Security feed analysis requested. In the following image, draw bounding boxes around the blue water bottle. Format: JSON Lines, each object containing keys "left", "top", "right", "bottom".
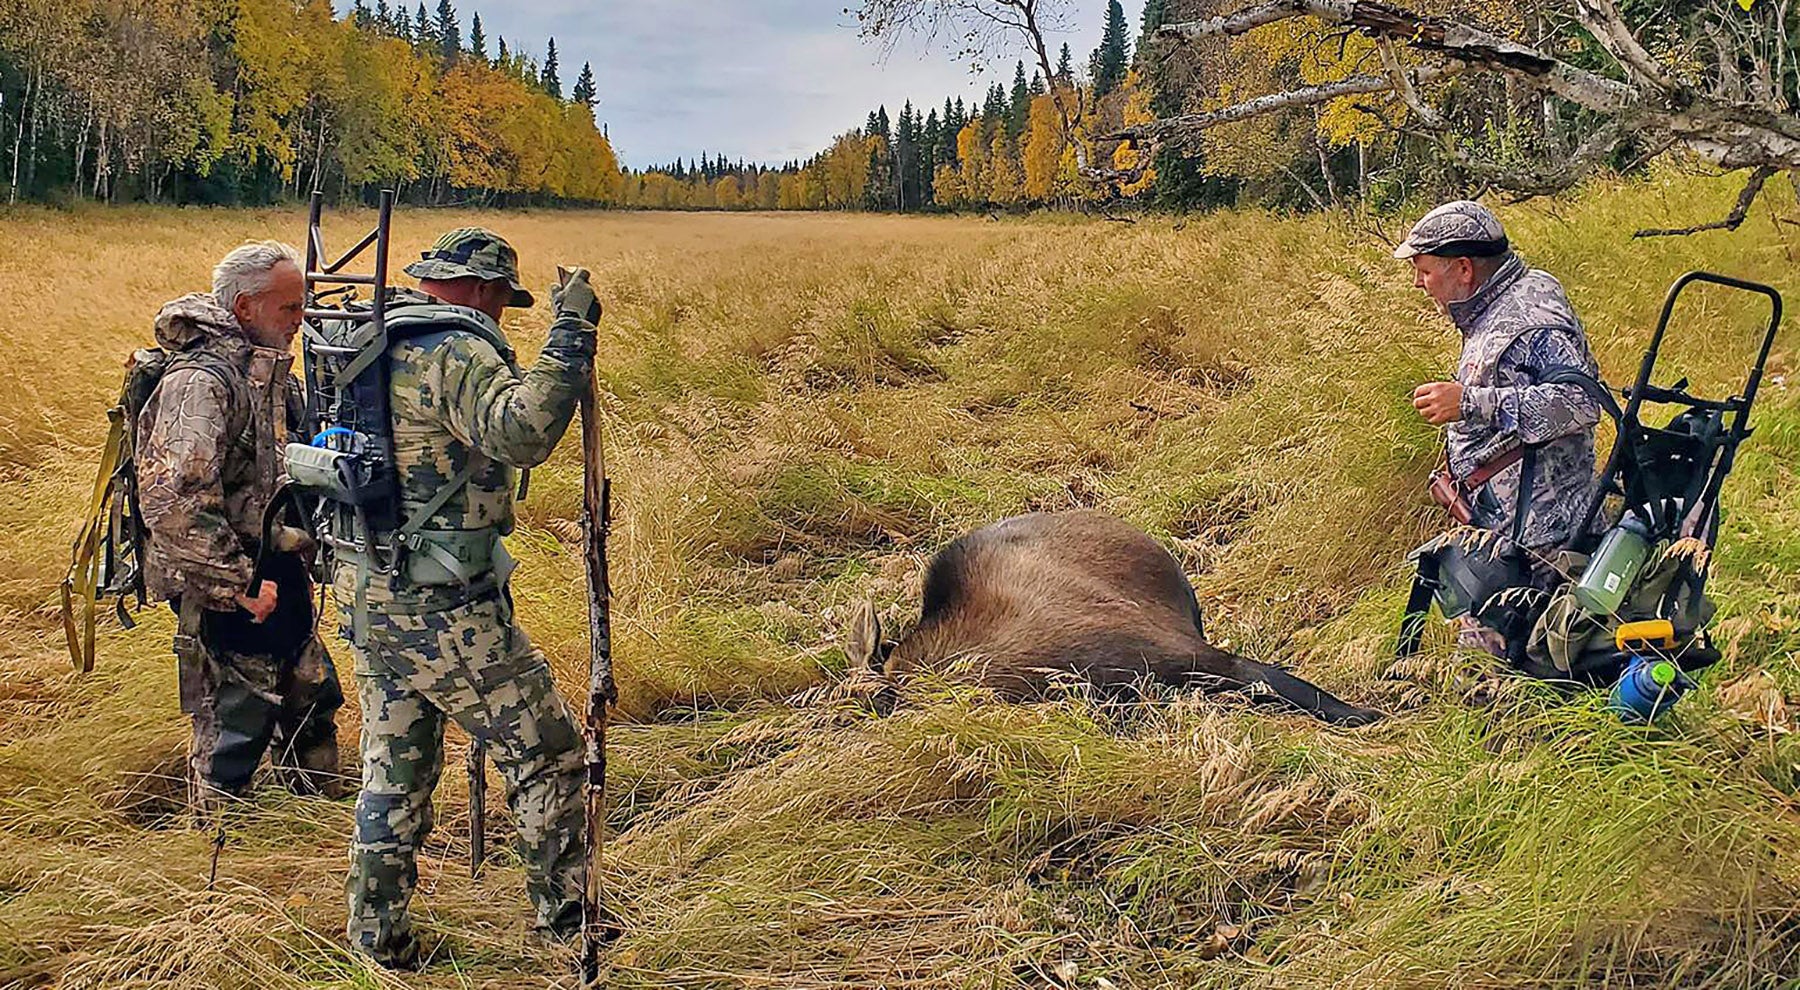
{"left": 1608, "top": 655, "right": 1692, "bottom": 723}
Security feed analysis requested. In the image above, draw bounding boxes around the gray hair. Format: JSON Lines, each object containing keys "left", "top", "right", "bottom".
{"left": 212, "top": 240, "right": 302, "bottom": 314}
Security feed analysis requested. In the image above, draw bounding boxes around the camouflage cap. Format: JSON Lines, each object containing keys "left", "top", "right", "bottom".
{"left": 1393, "top": 200, "right": 1510, "bottom": 260}
{"left": 403, "top": 227, "right": 535, "bottom": 307}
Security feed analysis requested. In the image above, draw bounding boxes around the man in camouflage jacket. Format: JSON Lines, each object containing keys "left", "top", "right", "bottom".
{"left": 1400, "top": 201, "right": 1603, "bottom": 649}
{"left": 135, "top": 242, "right": 343, "bottom": 812}
{"left": 337, "top": 228, "right": 600, "bottom": 970}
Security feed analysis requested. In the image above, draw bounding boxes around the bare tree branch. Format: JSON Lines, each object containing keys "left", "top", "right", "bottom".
{"left": 1570, "top": 0, "right": 1684, "bottom": 96}
{"left": 1107, "top": 65, "right": 1459, "bottom": 142}
{"left": 1633, "top": 166, "right": 1777, "bottom": 237}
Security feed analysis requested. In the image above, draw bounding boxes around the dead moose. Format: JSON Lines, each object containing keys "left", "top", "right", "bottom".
{"left": 846, "top": 511, "right": 1381, "bottom": 727}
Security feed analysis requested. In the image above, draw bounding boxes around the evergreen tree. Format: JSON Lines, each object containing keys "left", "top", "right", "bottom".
{"left": 497, "top": 35, "right": 509, "bottom": 67}
{"left": 375, "top": 0, "right": 392, "bottom": 35}
{"left": 542, "top": 38, "right": 562, "bottom": 98}
{"left": 897, "top": 101, "right": 919, "bottom": 210}
{"left": 1055, "top": 43, "right": 1073, "bottom": 84}
{"left": 939, "top": 97, "right": 960, "bottom": 168}
{"left": 1138, "top": 0, "right": 1167, "bottom": 62}
{"left": 395, "top": 4, "right": 412, "bottom": 42}
{"left": 468, "top": 12, "right": 486, "bottom": 62}
{"left": 353, "top": 0, "right": 372, "bottom": 31}
{"left": 1030, "top": 71, "right": 1045, "bottom": 96}
{"left": 414, "top": 3, "right": 431, "bottom": 51}
{"left": 435, "top": 0, "right": 459, "bottom": 63}
{"left": 876, "top": 105, "right": 891, "bottom": 140}
{"left": 920, "top": 109, "right": 940, "bottom": 206}
{"left": 1008, "top": 60, "right": 1030, "bottom": 138}
{"left": 1090, "top": 0, "right": 1129, "bottom": 97}
{"left": 572, "top": 61, "right": 597, "bottom": 108}
{"left": 982, "top": 83, "right": 1006, "bottom": 127}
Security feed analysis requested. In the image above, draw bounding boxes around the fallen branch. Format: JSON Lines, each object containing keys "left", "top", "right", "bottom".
{"left": 1634, "top": 165, "right": 1778, "bottom": 238}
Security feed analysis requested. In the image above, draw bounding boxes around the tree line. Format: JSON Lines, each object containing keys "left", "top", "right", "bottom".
{"left": 0, "top": 0, "right": 620, "bottom": 206}
{"left": 616, "top": 2, "right": 1159, "bottom": 213}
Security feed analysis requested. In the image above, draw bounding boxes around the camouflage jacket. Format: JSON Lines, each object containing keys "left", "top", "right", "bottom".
{"left": 1446, "top": 254, "right": 1602, "bottom": 550}
{"left": 332, "top": 290, "right": 594, "bottom": 613}
{"left": 136, "top": 293, "right": 301, "bottom": 610}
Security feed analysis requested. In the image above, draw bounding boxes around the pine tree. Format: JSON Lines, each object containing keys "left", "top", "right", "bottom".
{"left": 1139, "top": 0, "right": 1167, "bottom": 61}
{"left": 1008, "top": 60, "right": 1030, "bottom": 138}
{"left": 468, "top": 12, "right": 486, "bottom": 62}
{"left": 1055, "top": 43, "right": 1073, "bottom": 84}
{"left": 497, "top": 35, "right": 509, "bottom": 67}
{"left": 352, "top": 0, "right": 372, "bottom": 31}
{"left": 435, "top": 0, "right": 459, "bottom": 63}
{"left": 938, "top": 98, "right": 959, "bottom": 168}
{"left": 1030, "top": 71, "right": 1045, "bottom": 96}
{"left": 395, "top": 4, "right": 412, "bottom": 42}
{"left": 375, "top": 0, "right": 392, "bottom": 34}
{"left": 414, "top": 3, "right": 431, "bottom": 51}
{"left": 572, "top": 62, "right": 597, "bottom": 108}
{"left": 1091, "top": 0, "right": 1129, "bottom": 97}
{"left": 986, "top": 82, "right": 1015, "bottom": 141}
{"left": 542, "top": 38, "right": 563, "bottom": 98}
{"left": 897, "top": 101, "right": 919, "bottom": 210}
{"left": 876, "top": 105, "right": 891, "bottom": 140}
{"left": 918, "top": 109, "right": 939, "bottom": 207}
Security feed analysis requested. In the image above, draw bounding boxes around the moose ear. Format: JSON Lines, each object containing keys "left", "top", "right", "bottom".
{"left": 846, "top": 599, "right": 883, "bottom": 672}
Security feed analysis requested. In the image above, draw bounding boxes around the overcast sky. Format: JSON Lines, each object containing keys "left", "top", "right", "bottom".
{"left": 452, "top": 0, "right": 1142, "bottom": 169}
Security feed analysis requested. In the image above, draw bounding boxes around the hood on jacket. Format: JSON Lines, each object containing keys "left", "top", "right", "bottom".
{"left": 154, "top": 292, "right": 246, "bottom": 351}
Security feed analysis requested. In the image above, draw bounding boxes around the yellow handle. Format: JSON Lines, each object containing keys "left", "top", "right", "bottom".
{"left": 1615, "top": 619, "right": 1676, "bottom": 651}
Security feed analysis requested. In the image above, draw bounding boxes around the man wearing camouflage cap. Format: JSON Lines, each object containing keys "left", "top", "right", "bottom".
{"left": 340, "top": 227, "right": 603, "bottom": 969}
{"left": 1399, "top": 200, "right": 1603, "bottom": 653}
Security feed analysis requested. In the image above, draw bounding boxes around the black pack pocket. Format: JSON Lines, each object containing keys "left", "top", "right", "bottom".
{"left": 203, "top": 552, "right": 315, "bottom": 661}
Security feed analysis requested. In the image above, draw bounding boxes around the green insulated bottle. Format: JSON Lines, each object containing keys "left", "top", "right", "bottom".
{"left": 1573, "top": 511, "right": 1653, "bottom": 618}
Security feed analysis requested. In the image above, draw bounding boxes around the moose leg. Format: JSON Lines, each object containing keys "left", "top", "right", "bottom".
{"left": 1160, "top": 647, "right": 1382, "bottom": 727}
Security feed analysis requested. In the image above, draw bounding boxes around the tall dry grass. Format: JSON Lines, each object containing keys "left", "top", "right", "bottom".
{"left": 1, "top": 172, "right": 1798, "bottom": 988}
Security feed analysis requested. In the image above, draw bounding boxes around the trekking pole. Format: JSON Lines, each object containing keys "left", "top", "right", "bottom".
{"left": 567, "top": 267, "right": 618, "bottom": 985}
{"left": 468, "top": 739, "right": 486, "bottom": 876}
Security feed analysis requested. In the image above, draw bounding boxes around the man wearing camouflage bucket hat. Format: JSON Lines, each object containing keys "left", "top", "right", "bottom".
{"left": 340, "top": 226, "right": 603, "bottom": 969}
{"left": 1398, "top": 200, "right": 1603, "bottom": 655}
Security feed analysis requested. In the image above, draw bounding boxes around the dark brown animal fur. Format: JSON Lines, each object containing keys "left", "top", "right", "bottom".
{"left": 847, "top": 511, "right": 1380, "bottom": 726}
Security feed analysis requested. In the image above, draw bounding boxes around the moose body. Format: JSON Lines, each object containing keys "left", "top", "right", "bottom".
{"left": 848, "top": 512, "right": 1379, "bottom": 726}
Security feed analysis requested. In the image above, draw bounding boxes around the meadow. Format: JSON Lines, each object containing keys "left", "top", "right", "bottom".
{"left": 1, "top": 173, "right": 1798, "bottom": 988}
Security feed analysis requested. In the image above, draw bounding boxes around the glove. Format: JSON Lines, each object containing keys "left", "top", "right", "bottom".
{"left": 551, "top": 267, "right": 602, "bottom": 326}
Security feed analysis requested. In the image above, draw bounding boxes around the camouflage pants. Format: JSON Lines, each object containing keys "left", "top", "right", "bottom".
{"left": 187, "top": 634, "right": 344, "bottom": 810}
{"left": 344, "top": 595, "right": 585, "bottom": 968}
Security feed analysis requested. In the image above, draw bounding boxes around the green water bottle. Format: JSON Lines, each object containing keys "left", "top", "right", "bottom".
{"left": 1573, "top": 510, "right": 1652, "bottom": 618}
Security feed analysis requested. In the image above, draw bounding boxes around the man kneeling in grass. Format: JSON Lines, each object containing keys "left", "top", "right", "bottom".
{"left": 1400, "top": 201, "right": 1602, "bottom": 655}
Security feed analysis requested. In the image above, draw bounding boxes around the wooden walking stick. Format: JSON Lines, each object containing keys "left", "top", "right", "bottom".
{"left": 468, "top": 739, "right": 486, "bottom": 876}
{"left": 565, "top": 267, "right": 618, "bottom": 985}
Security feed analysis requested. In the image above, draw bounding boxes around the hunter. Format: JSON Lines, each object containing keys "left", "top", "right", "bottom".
{"left": 339, "top": 228, "right": 600, "bottom": 970}
{"left": 135, "top": 241, "right": 344, "bottom": 812}
{"left": 1400, "top": 200, "right": 1603, "bottom": 653}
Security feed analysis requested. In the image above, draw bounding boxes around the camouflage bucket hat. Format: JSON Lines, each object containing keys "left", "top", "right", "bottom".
{"left": 403, "top": 227, "right": 535, "bottom": 307}
{"left": 1393, "top": 200, "right": 1510, "bottom": 260}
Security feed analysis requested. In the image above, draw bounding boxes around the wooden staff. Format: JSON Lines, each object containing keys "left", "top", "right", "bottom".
{"left": 563, "top": 267, "right": 616, "bottom": 985}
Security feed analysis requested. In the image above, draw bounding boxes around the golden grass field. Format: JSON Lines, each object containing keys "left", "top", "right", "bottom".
{"left": 1, "top": 173, "right": 1799, "bottom": 988}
